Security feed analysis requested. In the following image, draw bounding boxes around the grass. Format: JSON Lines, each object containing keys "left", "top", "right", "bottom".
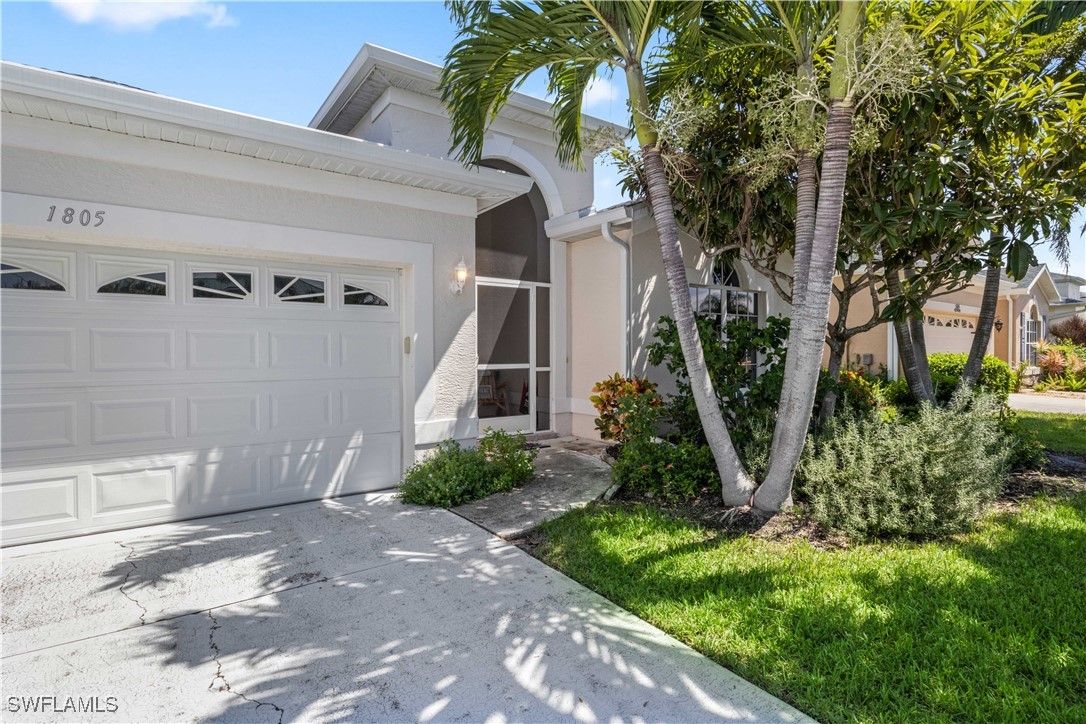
{"left": 1014, "top": 411, "right": 1086, "bottom": 455}
{"left": 533, "top": 495, "right": 1086, "bottom": 723}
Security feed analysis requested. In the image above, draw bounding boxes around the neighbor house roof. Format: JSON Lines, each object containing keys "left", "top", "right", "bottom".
{"left": 1, "top": 61, "right": 532, "bottom": 213}
{"left": 309, "top": 44, "right": 628, "bottom": 140}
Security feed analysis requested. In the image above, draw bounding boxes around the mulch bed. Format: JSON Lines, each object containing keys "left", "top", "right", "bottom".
{"left": 512, "top": 452, "right": 1086, "bottom": 554}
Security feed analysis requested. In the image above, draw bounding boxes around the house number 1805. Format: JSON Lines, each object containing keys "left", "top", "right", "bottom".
{"left": 46, "top": 205, "right": 106, "bottom": 227}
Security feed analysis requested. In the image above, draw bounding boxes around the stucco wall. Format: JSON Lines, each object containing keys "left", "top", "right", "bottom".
{"left": 628, "top": 215, "right": 793, "bottom": 401}
{"left": 568, "top": 236, "right": 624, "bottom": 438}
{"left": 1, "top": 128, "right": 479, "bottom": 445}
{"left": 822, "top": 285, "right": 892, "bottom": 373}
{"left": 349, "top": 99, "right": 595, "bottom": 216}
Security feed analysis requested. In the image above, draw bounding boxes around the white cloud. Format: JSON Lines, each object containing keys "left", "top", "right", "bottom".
{"left": 51, "top": 1, "right": 236, "bottom": 31}
{"left": 582, "top": 76, "right": 622, "bottom": 111}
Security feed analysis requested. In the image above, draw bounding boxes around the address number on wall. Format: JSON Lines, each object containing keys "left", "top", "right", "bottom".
{"left": 46, "top": 205, "right": 106, "bottom": 227}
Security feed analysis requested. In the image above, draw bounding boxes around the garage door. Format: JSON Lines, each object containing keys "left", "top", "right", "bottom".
{"left": 1, "top": 242, "right": 403, "bottom": 545}
{"left": 923, "top": 314, "right": 980, "bottom": 355}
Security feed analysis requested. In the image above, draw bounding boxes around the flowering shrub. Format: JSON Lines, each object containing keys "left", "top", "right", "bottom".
{"left": 590, "top": 373, "right": 663, "bottom": 443}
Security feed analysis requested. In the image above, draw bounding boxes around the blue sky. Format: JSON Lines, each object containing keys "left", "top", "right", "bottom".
{"left": 2, "top": 0, "right": 1082, "bottom": 277}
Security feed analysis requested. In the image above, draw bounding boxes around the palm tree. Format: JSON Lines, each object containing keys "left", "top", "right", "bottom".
{"left": 753, "top": 0, "right": 866, "bottom": 510}
{"left": 438, "top": 0, "right": 756, "bottom": 505}
{"left": 441, "top": 0, "right": 869, "bottom": 512}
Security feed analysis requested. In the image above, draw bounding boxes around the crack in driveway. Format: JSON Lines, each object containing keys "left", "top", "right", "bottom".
{"left": 207, "top": 609, "right": 285, "bottom": 724}
{"left": 116, "top": 542, "right": 148, "bottom": 625}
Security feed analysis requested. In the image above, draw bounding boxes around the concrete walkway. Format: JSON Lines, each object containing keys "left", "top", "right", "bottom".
{"left": 1, "top": 493, "right": 812, "bottom": 723}
{"left": 452, "top": 442, "right": 613, "bottom": 538}
{"left": 1009, "top": 392, "right": 1086, "bottom": 414}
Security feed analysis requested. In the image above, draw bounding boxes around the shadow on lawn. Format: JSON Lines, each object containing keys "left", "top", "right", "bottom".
{"left": 535, "top": 496, "right": 1086, "bottom": 723}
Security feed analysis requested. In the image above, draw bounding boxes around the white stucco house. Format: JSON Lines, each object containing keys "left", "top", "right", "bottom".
{"left": 5, "top": 44, "right": 770, "bottom": 545}
{"left": 7, "top": 43, "right": 1066, "bottom": 546}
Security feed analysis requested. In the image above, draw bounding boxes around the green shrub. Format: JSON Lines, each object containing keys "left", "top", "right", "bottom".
{"left": 608, "top": 395, "right": 718, "bottom": 502}
{"left": 799, "top": 392, "right": 1009, "bottom": 541}
{"left": 927, "top": 352, "right": 1015, "bottom": 403}
{"left": 613, "top": 438, "right": 718, "bottom": 502}
{"left": 589, "top": 373, "right": 662, "bottom": 443}
{"left": 646, "top": 314, "right": 790, "bottom": 448}
{"left": 1000, "top": 414, "right": 1048, "bottom": 470}
{"left": 478, "top": 428, "right": 538, "bottom": 488}
{"left": 399, "top": 429, "right": 537, "bottom": 507}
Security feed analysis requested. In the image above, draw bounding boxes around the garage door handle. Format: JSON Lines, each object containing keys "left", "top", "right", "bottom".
{"left": 404, "top": 337, "right": 411, "bottom": 354}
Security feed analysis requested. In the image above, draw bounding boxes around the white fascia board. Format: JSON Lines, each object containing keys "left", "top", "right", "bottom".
{"left": 1026, "top": 265, "right": 1062, "bottom": 303}
{"left": 2, "top": 113, "right": 478, "bottom": 218}
{"left": 545, "top": 203, "right": 633, "bottom": 241}
{"left": 310, "top": 43, "right": 628, "bottom": 136}
{"left": 1, "top": 62, "right": 532, "bottom": 207}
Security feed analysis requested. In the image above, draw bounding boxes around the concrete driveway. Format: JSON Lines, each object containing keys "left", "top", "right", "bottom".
{"left": 1, "top": 495, "right": 811, "bottom": 723}
{"left": 1009, "top": 392, "right": 1086, "bottom": 414}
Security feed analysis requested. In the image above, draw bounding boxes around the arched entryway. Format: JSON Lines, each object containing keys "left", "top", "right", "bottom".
{"left": 475, "top": 160, "right": 552, "bottom": 433}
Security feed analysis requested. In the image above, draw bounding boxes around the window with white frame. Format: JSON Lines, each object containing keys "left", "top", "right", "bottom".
{"left": 689, "top": 257, "right": 760, "bottom": 380}
{"left": 1021, "top": 308, "right": 1039, "bottom": 366}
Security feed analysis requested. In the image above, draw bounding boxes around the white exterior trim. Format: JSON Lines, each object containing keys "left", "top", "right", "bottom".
{"left": 1, "top": 61, "right": 532, "bottom": 214}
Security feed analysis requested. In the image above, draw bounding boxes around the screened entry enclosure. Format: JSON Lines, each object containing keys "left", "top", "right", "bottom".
{"left": 476, "top": 161, "right": 551, "bottom": 433}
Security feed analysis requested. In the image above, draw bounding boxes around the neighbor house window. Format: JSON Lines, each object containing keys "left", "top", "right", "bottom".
{"left": 689, "top": 257, "right": 760, "bottom": 380}
{"left": 1021, "top": 309, "right": 1039, "bottom": 366}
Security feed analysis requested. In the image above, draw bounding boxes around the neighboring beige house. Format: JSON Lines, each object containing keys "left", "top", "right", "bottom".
{"left": 824, "top": 264, "right": 1070, "bottom": 375}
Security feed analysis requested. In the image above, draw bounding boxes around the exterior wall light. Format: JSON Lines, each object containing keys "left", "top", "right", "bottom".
{"left": 994, "top": 317, "right": 1004, "bottom": 332}
{"left": 451, "top": 257, "right": 469, "bottom": 295}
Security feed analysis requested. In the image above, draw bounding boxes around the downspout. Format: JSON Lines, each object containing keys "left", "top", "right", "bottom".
{"left": 602, "top": 220, "right": 632, "bottom": 377}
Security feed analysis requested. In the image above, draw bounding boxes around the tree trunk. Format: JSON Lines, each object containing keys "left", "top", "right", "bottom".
{"left": 885, "top": 271, "right": 935, "bottom": 404}
{"left": 817, "top": 337, "right": 846, "bottom": 428}
{"left": 641, "top": 147, "right": 757, "bottom": 504}
{"left": 754, "top": 99, "right": 856, "bottom": 513}
{"left": 959, "top": 253, "right": 1002, "bottom": 390}
{"left": 791, "top": 152, "right": 818, "bottom": 307}
{"left": 903, "top": 268, "right": 934, "bottom": 398}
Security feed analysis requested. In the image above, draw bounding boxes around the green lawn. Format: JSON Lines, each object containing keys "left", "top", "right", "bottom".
{"left": 533, "top": 496, "right": 1086, "bottom": 723}
{"left": 1015, "top": 411, "right": 1086, "bottom": 455}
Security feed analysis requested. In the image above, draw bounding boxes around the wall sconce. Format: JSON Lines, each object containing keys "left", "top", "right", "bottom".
{"left": 994, "top": 318, "right": 1004, "bottom": 332}
{"left": 450, "top": 257, "right": 468, "bottom": 295}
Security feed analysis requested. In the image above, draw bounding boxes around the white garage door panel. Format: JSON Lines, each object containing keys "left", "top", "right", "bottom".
{"left": 1, "top": 242, "right": 404, "bottom": 545}
{"left": 1, "top": 378, "right": 401, "bottom": 466}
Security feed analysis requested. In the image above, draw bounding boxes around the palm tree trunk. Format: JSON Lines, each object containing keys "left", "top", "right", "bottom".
{"left": 641, "top": 147, "right": 756, "bottom": 504}
{"left": 791, "top": 152, "right": 818, "bottom": 307}
{"left": 959, "top": 253, "right": 1002, "bottom": 389}
{"left": 754, "top": 99, "right": 856, "bottom": 512}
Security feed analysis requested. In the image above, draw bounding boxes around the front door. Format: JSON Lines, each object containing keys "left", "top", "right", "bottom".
{"left": 477, "top": 278, "right": 550, "bottom": 433}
